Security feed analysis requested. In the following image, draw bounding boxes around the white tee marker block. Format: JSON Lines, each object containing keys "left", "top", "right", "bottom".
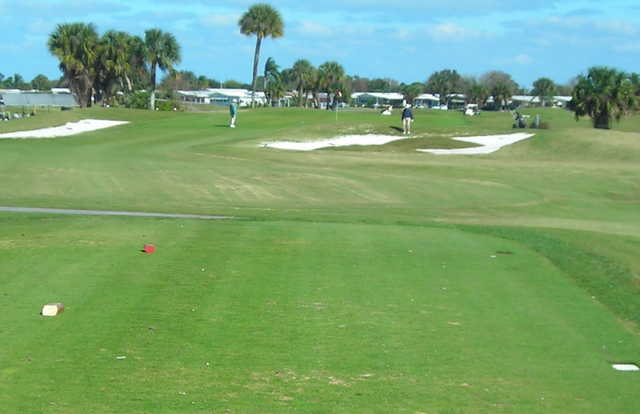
{"left": 42, "top": 303, "right": 65, "bottom": 316}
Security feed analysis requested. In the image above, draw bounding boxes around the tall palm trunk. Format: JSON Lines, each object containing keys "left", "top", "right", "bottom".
{"left": 251, "top": 35, "right": 263, "bottom": 107}
{"left": 594, "top": 111, "right": 610, "bottom": 129}
{"left": 298, "top": 83, "right": 304, "bottom": 107}
{"left": 124, "top": 75, "right": 132, "bottom": 92}
{"left": 149, "top": 61, "right": 157, "bottom": 110}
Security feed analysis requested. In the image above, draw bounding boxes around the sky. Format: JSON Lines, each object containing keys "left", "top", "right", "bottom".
{"left": 1, "top": 0, "right": 639, "bottom": 89}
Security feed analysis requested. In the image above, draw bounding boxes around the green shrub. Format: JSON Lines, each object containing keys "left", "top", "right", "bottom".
{"left": 155, "top": 99, "right": 184, "bottom": 112}
{"left": 122, "top": 91, "right": 150, "bottom": 109}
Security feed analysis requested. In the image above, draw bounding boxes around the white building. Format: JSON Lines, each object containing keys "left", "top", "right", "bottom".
{"left": 351, "top": 92, "right": 405, "bottom": 108}
{"left": 51, "top": 88, "right": 72, "bottom": 94}
{"left": 511, "top": 95, "right": 572, "bottom": 107}
{"left": 414, "top": 93, "right": 440, "bottom": 108}
{"left": 177, "top": 89, "right": 267, "bottom": 107}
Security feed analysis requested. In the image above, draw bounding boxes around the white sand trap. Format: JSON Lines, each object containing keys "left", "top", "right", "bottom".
{"left": 0, "top": 119, "right": 129, "bottom": 139}
{"left": 417, "top": 132, "right": 534, "bottom": 155}
{"left": 612, "top": 364, "right": 640, "bottom": 371}
{"left": 262, "top": 134, "right": 407, "bottom": 151}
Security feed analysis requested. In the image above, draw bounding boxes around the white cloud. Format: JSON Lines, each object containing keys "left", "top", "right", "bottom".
{"left": 297, "top": 20, "right": 334, "bottom": 37}
{"left": 432, "top": 23, "right": 469, "bottom": 38}
{"left": 392, "top": 28, "right": 411, "bottom": 40}
{"left": 514, "top": 54, "right": 533, "bottom": 64}
{"left": 614, "top": 43, "right": 640, "bottom": 53}
{"left": 594, "top": 20, "right": 639, "bottom": 36}
{"left": 428, "top": 22, "right": 492, "bottom": 41}
{"left": 498, "top": 53, "right": 534, "bottom": 65}
{"left": 26, "top": 18, "right": 52, "bottom": 34}
{"left": 544, "top": 16, "right": 640, "bottom": 36}
{"left": 200, "top": 13, "right": 240, "bottom": 28}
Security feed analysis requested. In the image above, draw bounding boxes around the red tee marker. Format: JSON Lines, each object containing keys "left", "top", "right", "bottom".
{"left": 143, "top": 244, "right": 156, "bottom": 254}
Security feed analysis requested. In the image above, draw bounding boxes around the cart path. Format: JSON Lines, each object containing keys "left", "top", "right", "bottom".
{"left": 0, "top": 206, "right": 233, "bottom": 220}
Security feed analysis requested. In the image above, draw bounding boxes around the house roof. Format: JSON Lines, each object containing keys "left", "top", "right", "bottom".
{"left": 206, "top": 88, "right": 266, "bottom": 98}
{"left": 512, "top": 95, "right": 541, "bottom": 103}
{"left": 415, "top": 93, "right": 440, "bottom": 101}
{"left": 351, "top": 92, "right": 405, "bottom": 100}
{"left": 0, "top": 92, "right": 78, "bottom": 107}
{"left": 178, "top": 89, "right": 267, "bottom": 99}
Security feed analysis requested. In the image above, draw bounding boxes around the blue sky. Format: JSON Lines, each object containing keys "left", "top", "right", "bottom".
{"left": 1, "top": 0, "right": 639, "bottom": 88}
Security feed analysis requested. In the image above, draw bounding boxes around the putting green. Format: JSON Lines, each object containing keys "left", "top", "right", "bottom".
{"left": 1, "top": 215, "right": 638, "bottom": 413}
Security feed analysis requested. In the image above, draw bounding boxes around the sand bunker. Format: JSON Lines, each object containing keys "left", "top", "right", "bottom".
{"left": 262, "top": 134, "right": 407, "bottom": 151}
{"left": 0, "top": 119, "right": 129, "bottom": 139}
{"left": 417, "top": 133, "right": 534, "bottom": 155}
{"left": 262, "top": 132, "right": 534, "bottom": 154}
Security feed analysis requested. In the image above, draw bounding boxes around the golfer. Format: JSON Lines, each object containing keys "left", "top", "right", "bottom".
{"left": 229, "top": 99, "right": 238, "bottom": 128}
{"left": 401, "top": 104, "right": 414, "bottom": 135}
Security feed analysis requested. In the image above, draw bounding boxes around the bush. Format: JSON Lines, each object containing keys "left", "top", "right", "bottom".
{"left": 155, "top": 99, "right": 184, "bottom": 112}
{"left": 539, "top": 121, "right": 550, "bottom": 129}
{"left": 123, "top": 91, "right": 150, "bottom": 109}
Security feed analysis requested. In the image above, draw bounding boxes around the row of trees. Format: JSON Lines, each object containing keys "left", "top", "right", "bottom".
{"left": 47, "top": 23, "right": 180, "bottom": 109}
{"left": 424, "top": 69, "right": 576, "bottom": 110}
{"left": 0, "top": 73, "right": 61, "bottom": 90}
{"left": 37, "top": 2, "right": 640, "bottom": 129}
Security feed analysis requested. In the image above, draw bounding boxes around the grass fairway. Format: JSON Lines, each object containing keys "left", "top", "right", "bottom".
{"left": 1, "top": 107, "right": 640, "bottom": 413}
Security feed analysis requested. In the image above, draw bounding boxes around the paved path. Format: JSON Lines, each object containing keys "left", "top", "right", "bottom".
{"left": 0, "top": 206, "right": 233, "bottom": 220}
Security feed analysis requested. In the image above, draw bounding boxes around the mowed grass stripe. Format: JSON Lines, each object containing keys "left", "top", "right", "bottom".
{"left": 1, "top": 217, "right": 639, "bottom": 412}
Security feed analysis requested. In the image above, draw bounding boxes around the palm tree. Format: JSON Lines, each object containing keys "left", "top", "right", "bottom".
{"left": 426, "top": 69, "right": 462, "bottom": 107}
{"left": 125, "top": 35, "right": 148, "bottom": 92}
{"left": 402, "top": 82, "right": 424, "bottom": 105}
{"left": 47, "top": 23, "right": 99, "bottom": 108}
{"left": 630, "top": 72, "right": 640, "bottom": 96}
{"left": 572, "top": 66, "right": 637, "bottom": 129}
{"left": 292, "top": 59, "right": 314, "bottom": 107}
{"left": 144, "top": 28, "right": 181, "bottom": 110}
{"left": 531, "top": 77, "right": 557, "bottom": 107}
{"left": 96, "top": 30, "right": 135, "bottom": 104}
{"left": 480, "top": 71, "right": 518, "bottom": 111}
{"left": 265, "top": 77, "right": 285, "bottom": 106}
{"left": 263, "top": 57, "right": 279, "bottom": 92}
{"left": 238, "top": 4, "right": 284, "bottom": 106}
{"left": 466, "top": 83, "right": 489, "bottom": 108}
{"left": 263, "top": 58, "right": 281, "bottom": 106}
{"left": 318, "top": 61, "right": 345, "bottom": 110}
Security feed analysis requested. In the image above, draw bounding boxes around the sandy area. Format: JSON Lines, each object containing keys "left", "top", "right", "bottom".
{"left": 262, "top": 132, "right": 534, "bottom": 154}
{"left": 417, "top": 133, "right": 534, "bottom": 155}
{"left": 0, "top": 119, "right": 129, "bottom": 139}
{"left": 262, "top": 134, "right": 407, "bottom": 151}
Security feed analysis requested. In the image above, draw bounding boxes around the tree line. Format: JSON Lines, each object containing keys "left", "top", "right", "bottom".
{"left": 46, "top": 22, "right": 180, "bottom": 109}
{"left": 16, "top": 2, "right": 637, "bottom": 128}
{"left": 0, "top": 73, "right": 61, "bottom": 90}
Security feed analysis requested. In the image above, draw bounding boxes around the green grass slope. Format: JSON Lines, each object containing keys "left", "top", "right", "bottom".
{"left": 1, "top": 215, "right": 639, "bottom": 413}
{"left": 1, "top": 107, "right": 639, "bottom": 412}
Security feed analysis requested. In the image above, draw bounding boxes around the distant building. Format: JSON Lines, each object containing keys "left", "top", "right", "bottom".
{"left": 351, "top": 92, "right": 405, "bottom": 108}
{"left": 0, "top": 91, "right": 78, "bottom": 107}
{"left": 177, "top": 89, "right": 267, "bottom": 107}
{"left": 552, "top": 96, "right": 572, "bottom": 107}
{"left": 511, "top": 95, "right": 572, "bottom": 108}
{"left": 414, "top": 93, "right": 440, "bottom": 108}
{"left": 51, "top": 88, "right": 72, "bottom": 94}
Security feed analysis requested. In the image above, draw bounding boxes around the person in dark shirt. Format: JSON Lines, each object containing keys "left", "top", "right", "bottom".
{"left": 401, "top": 104, "right": 414, "bottom": 135}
